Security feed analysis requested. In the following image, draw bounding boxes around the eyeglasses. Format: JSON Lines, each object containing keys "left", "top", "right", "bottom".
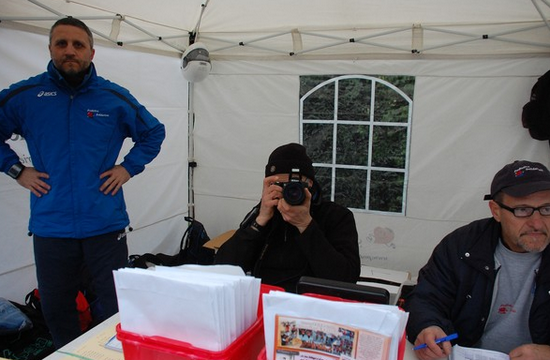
{"left": 495, "top": 201, "right": 550, "bottom": 218}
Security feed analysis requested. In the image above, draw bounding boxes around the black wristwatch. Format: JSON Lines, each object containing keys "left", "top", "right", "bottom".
{"left": 250, "top": 220, "right": 265, "bottom": 232}
{"left": 7, "top": 162, "right": 25, "bottom": 179}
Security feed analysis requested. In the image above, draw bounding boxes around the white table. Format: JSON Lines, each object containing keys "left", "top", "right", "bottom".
{"left": 44, "top": 313, "right": 418, "bottom": 360}
{"left": 44, "top": 313, "right": 123, "bottom": 360}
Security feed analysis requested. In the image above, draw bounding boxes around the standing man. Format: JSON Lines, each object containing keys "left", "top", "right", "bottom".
{"left": 215, "top": 143, "right": 360, "bottom": 292}
{"left": 0, "top": 17, "right": 165, "bottom": 348}
{"left": 405, "top": 160, "right": 550, "bottom": 360}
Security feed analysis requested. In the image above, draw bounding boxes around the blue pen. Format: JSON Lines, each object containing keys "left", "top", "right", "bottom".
{"left": 413, "top": 333, "right": 458, "bottom": 350}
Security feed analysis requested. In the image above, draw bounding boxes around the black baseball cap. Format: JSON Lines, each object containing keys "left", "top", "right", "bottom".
{"left": 484, "top": 160, "right": 550, "bottom": 200}
{"left": 265, "top": 143, "right": 315, "bottom": 180}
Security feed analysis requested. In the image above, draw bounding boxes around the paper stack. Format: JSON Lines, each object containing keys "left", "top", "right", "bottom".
{"left": 262, "top": 291, "right": 408, "bottom": 360}
{"left": 357, "top": 266, "right": 411, "bottom": 305}
{"left": 113, "top": 264, "right": 261, "bottom": 351}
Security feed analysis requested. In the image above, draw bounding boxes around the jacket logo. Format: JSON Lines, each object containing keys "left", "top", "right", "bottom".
{"left": 37, "top": 91, "right": 57, "bottom": 97}
{"left": 86, "top": 109, "right": 110, "bottom": 118}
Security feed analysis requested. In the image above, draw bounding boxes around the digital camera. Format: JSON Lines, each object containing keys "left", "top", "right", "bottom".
{"left": 274, "top": 169, "right": 309, "bottom": 206}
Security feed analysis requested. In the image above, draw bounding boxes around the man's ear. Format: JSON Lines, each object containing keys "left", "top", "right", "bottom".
{"left": 489, "top": 200, "right": 502, "bottom": 223}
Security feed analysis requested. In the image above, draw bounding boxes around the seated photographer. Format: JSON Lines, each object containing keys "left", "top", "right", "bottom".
{"left": 214, "top": 143, "right": 361, "bottom": 292}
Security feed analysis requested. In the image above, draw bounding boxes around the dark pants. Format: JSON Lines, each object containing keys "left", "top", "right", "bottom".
{"left": 33, "top": 230, "right": 128, "bottom": 348}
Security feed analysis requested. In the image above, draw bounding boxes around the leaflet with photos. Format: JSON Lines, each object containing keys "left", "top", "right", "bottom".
{"left": 273, "top": 315, "right": 391, "bottom": 360}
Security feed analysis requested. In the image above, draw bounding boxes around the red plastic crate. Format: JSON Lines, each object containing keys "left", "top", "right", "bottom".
{"left": 116, "top": 284, "right": 282, "bottom": 360}
{"left": 256, "top": 333, "right": 406, "bottom": 360}
{"left": 257, "top": 292, "right": 406, "bottom": 360}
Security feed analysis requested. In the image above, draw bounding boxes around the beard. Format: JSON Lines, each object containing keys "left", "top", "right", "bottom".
{"left": 58, "top": 66, "right": 89, "bottom": 87}
{"left": 517, "top": 234, "right": 550, "bottom": 253}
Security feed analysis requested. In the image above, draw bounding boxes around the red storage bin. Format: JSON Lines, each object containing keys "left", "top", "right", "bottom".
{"left": 116, "top": 284, "right": 283, "bottom": 360}
{"left": 257, "top": 292, "right": 407, "bottom": 360}
{"left": 256, "top": 333, "right": 406, "bottom": 360}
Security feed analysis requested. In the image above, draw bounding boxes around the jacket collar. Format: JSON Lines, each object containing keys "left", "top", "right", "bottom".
{"left": 47, "top": 60, "right": 96, "bottom": 90}
{"left": 462, "top": 218, "right": 501, "bottom": 278}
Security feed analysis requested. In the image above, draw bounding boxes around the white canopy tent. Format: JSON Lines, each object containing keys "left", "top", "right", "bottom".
{"left": 3, "top": 0, "right": 550, "bottom": 59}
{"left": 1, "top": 0, "right": 550, "bottom": 302}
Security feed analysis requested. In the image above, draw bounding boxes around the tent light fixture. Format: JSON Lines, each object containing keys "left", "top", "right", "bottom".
{"left": 181, "top": 42, "right": 211, "bottom": 82}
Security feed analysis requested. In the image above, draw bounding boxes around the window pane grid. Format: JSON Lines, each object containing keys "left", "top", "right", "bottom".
{"left": 300, "top": 74, "right": 413, "bottom": 215}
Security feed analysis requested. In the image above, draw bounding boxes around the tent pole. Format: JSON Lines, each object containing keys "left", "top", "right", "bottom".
{"left": 187, "top": 81, "right": 196, "bottom": 219}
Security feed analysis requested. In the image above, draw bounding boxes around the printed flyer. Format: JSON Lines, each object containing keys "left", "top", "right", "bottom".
{"left": 272, "top": 315, "right": 391, "bottom": 360}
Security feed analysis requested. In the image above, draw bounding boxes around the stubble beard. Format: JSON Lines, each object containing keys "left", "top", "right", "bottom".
{"left": 518, "top": 233, "right": 550, "bottom": 253}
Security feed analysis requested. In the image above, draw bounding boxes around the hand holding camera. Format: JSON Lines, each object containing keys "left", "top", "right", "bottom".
{"left": 257, "top": 169, "right": 313, "bottom": 232}
{"left": 276, "top": 187, "right": 313, "bottom": 233}
{"left": 256, "top": 175, "right": 284, "bottom": 226}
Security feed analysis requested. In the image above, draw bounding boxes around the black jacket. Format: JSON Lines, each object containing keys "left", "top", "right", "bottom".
{"left": 214, "top": 201, "right": 361, "bottom": 292}
{"left": 405, "top": 217, "right": 550, "bottom": 347}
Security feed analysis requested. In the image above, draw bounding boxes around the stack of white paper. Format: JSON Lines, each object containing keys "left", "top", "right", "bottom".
{"left": 358, "top": 266, "right": 411, "bottom": 305}
{"left": 262, "top": 291, "right": 408, "bottom": 360}
{"left": 113, "top": 264, "right": 261, "bottom": 351}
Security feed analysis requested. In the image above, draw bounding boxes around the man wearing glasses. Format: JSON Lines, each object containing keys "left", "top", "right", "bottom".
{"left": 405, "top": 160, "right": 550, "bottom": 360}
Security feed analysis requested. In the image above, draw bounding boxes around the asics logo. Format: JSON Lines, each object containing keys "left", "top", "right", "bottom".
{"left": 37, "top": 91, "right": 57, "bottom": 97}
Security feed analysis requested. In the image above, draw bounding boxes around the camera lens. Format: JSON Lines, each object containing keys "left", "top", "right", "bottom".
{"left": 283, "top": 182, "right": 306, "bottom": 205}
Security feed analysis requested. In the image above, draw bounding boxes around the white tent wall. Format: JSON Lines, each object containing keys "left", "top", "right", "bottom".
{"left": 0, "top": 28, "right": 189, "bottom": 302}
{"left": 2, "top": 0, "right": 550, "bottom": 293}
{"left": 192, "top": 57, "right": 550, "bottom": 277}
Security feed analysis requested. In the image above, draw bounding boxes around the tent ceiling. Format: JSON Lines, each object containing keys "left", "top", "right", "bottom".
{"left": 2, "top": 0, "right": 550, "bottom": 59}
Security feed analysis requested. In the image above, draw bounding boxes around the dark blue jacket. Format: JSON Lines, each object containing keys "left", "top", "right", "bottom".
{"left": 405, "top": 217, "right": 550, "bottom": 347}
{"left": 0, "top": 61, "right": 165, "bottom": 238}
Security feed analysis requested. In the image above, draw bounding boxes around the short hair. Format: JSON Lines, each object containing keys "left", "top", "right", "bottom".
{"left": 49, "top": 17, "right": 94, "bottom": 48}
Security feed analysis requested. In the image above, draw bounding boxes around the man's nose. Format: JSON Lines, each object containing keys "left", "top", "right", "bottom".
{"left": 526, "top": 210, "right": 545, "bottom": 227}
{"left": 64, "top": 44, "right": 77, "bottom": 55}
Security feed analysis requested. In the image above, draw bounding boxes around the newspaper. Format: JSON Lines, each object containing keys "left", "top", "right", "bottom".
{"left": 271, "top": 315, "right": 391, "bottom": 360}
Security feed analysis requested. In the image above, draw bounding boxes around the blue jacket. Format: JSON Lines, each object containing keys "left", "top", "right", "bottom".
{"left": 0, "top": 61, "right": 165, "bottom": 238}
{"left": 405, "top": 217, "right": 550, "bottom": 347}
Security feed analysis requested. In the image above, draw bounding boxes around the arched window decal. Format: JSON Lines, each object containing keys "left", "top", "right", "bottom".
{"left": 300, "top": 75, "right": 414, "bottom": 215}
